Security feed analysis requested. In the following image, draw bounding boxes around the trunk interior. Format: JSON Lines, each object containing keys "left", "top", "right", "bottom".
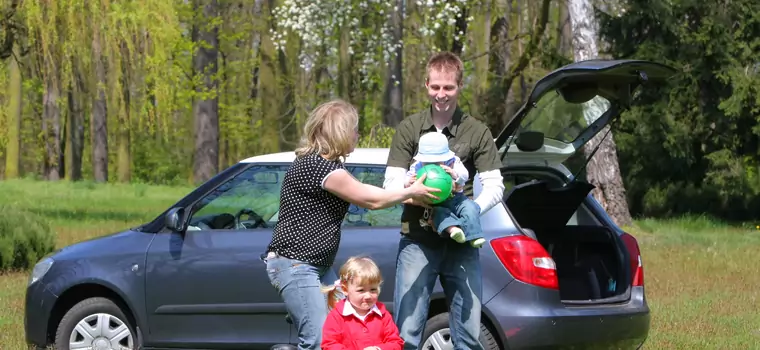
{"left": 503, "top": 177, "right": 630, "bottom": 303}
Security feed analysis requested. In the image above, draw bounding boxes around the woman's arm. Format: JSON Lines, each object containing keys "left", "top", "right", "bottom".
{"left": 323, "top": 169, "right": 439, "bottom": 210}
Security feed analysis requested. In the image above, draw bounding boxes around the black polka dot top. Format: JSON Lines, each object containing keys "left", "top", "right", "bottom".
{"left": 266, "top": 152, "right": 350, "bottom": 267}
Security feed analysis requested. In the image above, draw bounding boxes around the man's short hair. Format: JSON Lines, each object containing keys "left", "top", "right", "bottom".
{"left": 426, "top": 51, "right": 464, "bottom": 85}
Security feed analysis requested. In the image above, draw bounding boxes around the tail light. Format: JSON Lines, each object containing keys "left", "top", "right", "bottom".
{"left": 620, "top": 233, "right": 644, "bottom": 286}
{"left": 490, "top": 235, "right": 558, "bottom": 290}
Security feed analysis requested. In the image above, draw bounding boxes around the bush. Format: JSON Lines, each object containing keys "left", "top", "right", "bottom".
{"left": 0, "top": 205, "right": 56, "bottom": 272}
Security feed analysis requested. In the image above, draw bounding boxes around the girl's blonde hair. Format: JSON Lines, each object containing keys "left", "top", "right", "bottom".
{"left": 295, "top": 99, "right": 359, "bottom": 162}
{"left": 322, "top": 256, "right": 383, "bottom": 310}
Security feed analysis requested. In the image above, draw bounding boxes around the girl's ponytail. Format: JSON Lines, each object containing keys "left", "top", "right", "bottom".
{"left": 321, "top": 279, "right": 346, "bottom": 310}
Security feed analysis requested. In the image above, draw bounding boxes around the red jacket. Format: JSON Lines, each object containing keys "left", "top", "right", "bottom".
{"left": 321, "top": 299, "right": 404, "bottom": 350}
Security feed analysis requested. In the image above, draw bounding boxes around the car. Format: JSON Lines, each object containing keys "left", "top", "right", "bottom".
{"left": 24, "top": 59, "right": 675, "bottom": 350}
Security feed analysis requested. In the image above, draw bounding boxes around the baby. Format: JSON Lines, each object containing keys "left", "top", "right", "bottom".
{"left": 405, "top": 132, "right": 486, "bottom": 248}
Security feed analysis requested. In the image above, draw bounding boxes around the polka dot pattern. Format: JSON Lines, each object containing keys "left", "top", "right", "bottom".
{"left": 267, "top": 152, "right": 350, "bottom": 267}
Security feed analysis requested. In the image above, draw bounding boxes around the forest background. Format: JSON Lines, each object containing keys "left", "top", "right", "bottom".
{"left": 1, "top": 0, "right": 760, "bottom": 224}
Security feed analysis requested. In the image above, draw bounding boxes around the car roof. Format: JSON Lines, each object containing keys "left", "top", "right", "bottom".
{"left": 239, "top": 148, "right": 391, "bottom": 165}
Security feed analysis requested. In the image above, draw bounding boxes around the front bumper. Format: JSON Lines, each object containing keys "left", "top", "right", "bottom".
{"left": 24, "top": 281, "right": 58, "bottom": 347}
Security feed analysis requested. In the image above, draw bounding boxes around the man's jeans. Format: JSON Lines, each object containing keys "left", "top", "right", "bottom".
{"left": 393, "top": 235, "right": 484, "bottom": 350}
{"left": 432, "top": 192, "right": 483, "bottom": 242}
{"left": 265, "top": 252, "right": 337, "bottom": 350}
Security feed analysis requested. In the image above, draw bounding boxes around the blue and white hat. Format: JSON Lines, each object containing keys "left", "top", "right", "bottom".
{"left": 414, "top": 132, "right": 456, "bottom": 163}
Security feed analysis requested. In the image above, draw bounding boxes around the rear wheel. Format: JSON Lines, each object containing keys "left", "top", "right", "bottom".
{"left": 54, "top": 297, "right": 136, "bottom": 350}
{"left": 421, "top": 312, "right": 501, "bottom": 350}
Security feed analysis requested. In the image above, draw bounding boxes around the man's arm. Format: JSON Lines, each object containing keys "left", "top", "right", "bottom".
{"left": 472, "top": 128, "right": 505, "bottom": 215}
{"left": 384, "top": 121, "right": 415, "bottom": 191}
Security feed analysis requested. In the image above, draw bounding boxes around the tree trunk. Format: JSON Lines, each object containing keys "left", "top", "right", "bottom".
{"left": 568, "top": 0, "right": 633, "bottom": 227}
{"left": 192, "top": 0, "right": 220, "bottom": 184}
{"left": 42, "top": 72, "right": 62, "bottom": 181}
{"left": 65, "top": 60, "right": 85, "bottom": 181}
{"left": 248, "top": 0, "right": 264, "bottom": 118}
{"left": 118, "top": 41, "right": 132, "bottom": 183}
{"left": 4, "top": 43, "right": 22, "bottom": 179}
{"left": 470, "top": 0, "right": 491, "bottom": 118}
{"left": 92, "top": 31, "right": 109, "bottom": 183}
{"left": 383, "top": 0, "right": 404, "bottom": 127}
{"left": 257, "top": 0, "right": 282, "bottom": 154}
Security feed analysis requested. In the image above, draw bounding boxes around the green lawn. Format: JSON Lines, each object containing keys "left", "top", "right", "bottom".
{"left": 1, "top": 179, "right": 758, "bottom": 349}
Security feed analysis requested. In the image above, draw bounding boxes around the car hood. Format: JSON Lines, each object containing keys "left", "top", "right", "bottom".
{"left": 495, "top": 59, "right": 676, "bottom": 164}
{"left": 50, "top": 229, "right": 150, "bottom": 260}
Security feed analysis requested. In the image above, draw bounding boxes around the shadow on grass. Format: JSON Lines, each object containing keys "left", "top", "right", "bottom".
{"left": 26, "top": 207, "right": 157, "bottom": 224}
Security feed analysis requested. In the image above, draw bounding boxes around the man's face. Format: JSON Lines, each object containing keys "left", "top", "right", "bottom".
{"left": 425, "top": 69, "right": 460, "bottom": 113}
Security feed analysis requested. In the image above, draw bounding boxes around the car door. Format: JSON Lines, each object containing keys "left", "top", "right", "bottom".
{"left": 144, "top": 163, "right": 291, "bottom": 350}
{"left": 330, "top": 164, "right": 405, "bottom": 314}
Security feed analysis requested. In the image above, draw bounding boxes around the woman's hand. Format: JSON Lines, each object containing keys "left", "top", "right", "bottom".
{"left": 407, "top": 173, "right": 441, "bottom": 201}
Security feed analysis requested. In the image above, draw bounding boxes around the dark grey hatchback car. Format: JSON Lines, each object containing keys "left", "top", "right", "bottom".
{"left": 25, "top": 59, "right": 675, "bottom": 350}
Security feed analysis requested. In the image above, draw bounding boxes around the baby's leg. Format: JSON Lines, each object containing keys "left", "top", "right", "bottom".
{"left": 432, "top": 204, "right": 467, "bottom": 243}
{"left": 452, "top": 196, "right": 485, "bottom": 248}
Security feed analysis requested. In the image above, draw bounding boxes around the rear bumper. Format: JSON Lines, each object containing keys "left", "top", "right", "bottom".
{"left": 485, "top": 282, "right": 649, "bottom": 350}
{"left": 24, "top": 281, "right": 58, "bottom": 347}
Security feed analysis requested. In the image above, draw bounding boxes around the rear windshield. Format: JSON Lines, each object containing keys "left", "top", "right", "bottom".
{"left": 517, "top": 89, "right": 611, "bottom": 143}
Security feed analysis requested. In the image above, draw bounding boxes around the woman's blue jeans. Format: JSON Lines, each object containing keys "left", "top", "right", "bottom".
{"left": 265, "top": 252, "right": 337, "bottom": 350}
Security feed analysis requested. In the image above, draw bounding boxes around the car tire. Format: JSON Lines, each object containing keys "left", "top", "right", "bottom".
{"left": 421, "top": 312, "right": 501, "bottom": 350}
{"left": 54, "top": 297, "right": 137, "bottom": 350}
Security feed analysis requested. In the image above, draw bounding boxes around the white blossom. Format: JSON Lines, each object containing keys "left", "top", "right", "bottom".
{"left": 271, "top": 0, "right": 476, "bottom": 87}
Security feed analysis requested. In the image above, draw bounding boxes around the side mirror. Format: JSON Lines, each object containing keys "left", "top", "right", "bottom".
{"left": 165, "top": 207, "right": 187, "bottom": 233}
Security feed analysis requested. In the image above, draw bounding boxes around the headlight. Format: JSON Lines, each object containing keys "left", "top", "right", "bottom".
{"left": 28, "top": 257, "right": 54, "bottom": 286}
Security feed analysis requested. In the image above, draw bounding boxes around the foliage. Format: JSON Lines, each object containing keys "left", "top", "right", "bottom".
{"left": 357, "top": 123, "right": 397, "bottom": 148}
{"left": 598, "top": 0, "right": 760, "bottom": 221}
{"left": 2, "top": 0, "right": 760, "bottom": 223}
{"left": 0, "top": 205, "right": 56, "bottom": 272}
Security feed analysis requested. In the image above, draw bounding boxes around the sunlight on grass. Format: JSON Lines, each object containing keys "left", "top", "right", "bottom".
{"left": 0, "top": 180, "right": 757, "bottom": 348}
{"left": 631, "top": 215, "right": 760, "bottom": 349}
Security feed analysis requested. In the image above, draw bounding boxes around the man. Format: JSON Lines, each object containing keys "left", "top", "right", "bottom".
{"left": 383, "top": 51, "right": 505, "bottom": 350}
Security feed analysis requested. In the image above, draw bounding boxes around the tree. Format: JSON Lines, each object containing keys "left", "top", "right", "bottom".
{"left": 192, "top": 0, "right": 220, "bottom": 184}
{"left": 568, "top": 0, "right": 633, "bottom": 226}
{"left": 4, "top": 42, "right": 21, "bottom": 179}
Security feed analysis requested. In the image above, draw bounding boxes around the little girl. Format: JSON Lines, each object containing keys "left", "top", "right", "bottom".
{"left": 321, "top": 256, "right": 404, "bottom": 350}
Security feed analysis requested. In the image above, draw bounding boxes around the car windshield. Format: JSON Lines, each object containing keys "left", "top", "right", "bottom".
{"left": 517, "top": 89, "right": 612, "bottom": 144}
{"left": 187, "top": 163, "right": 404, "bottom": 230}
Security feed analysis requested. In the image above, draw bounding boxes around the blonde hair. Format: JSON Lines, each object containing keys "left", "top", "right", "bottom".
{"left": 295, "top": 99, "right": 359, "bottom": 162}
{"left": 322, "top": 256, "right": 383, "bottom": 310}
{"left": 426, "top": 51, "right": 464, "bottom": 85}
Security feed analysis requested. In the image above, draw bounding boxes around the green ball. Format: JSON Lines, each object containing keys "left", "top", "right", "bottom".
{"left": 416, "top": 164, "right": 453, "bottom": 205}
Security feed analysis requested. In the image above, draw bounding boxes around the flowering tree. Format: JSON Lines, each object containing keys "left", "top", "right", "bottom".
{"left": 270, "top": 0, "right": 476, "bottom": 87}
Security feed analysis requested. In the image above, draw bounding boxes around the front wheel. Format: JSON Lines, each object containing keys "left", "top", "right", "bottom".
{"left": 54, "top": 297, "right": 136, "bottom": 350}
{"left": 421, "top": 312, "right": 501, "bottom": 350}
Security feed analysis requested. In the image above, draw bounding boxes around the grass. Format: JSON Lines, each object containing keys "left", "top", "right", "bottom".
{"left": 1, "top": 179, "right": 759, "bottom": 349}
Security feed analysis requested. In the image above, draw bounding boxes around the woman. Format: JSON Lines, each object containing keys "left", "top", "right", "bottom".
{"left": 264, "top": 99, "right": 439, "bottom": 350}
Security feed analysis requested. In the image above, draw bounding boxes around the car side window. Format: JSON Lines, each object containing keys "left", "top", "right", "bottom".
{"left": 342, "top": 165, "right": 403, "bottom": 227}
{"left": 187, "top": 164, "right": 289, "bottom": 231}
